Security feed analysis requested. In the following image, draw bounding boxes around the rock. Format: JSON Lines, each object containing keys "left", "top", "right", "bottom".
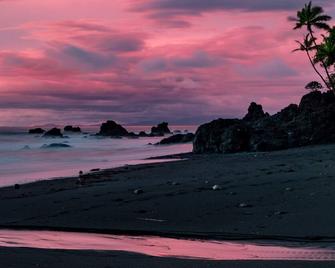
{"left": 239, "top": 203, "right": 252, "bottom": 208}
{"left": 43, "top": 128, "right": 63, "bottom": 137}
{"left": 151, "top": 122, "right": 171, "bottom": 136}
{"left": 28, "top": 128, "right": 45, "bottom": 134}
{"left": 129, "top": 132, "right": 141, "bottom": 139}
{"left": 243, "top": 102, "right": 267, "bottom": 122}
{"left": 194, "top": 90, "right": 335, "bottom": 153}
{"left": 64, "top": 125, "right": 81, "bottom": 132}
{"left": 219, "top": 123, "right": 250, "bottom": 153}
{"left": 98, "top": 120, "right": 129, "bottom": 137}
{"left": 274, "top": 211, "right": 287, "bottom": 216}
{"left": 212, "top": 185, "right": 222, "bottom": 191}
{"left": 134, "top": 189, "right": 144, "bottom": 195}
{"left": 138, "top": 131, "right": 149, "bottom": 137}
{"left": 157, "top": 133, "right": 195, "bottom": 145}
{"left": 193, "top": 119, "right": 246, "bottom": 153}
{"left": 273, "top": 104, "right": 299, "bottom": 123}
{"left": 41, "top": 143, "right": 72, "bottom": 149}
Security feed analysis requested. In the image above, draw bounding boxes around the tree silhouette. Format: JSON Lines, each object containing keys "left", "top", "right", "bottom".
{"left": 305, "top": 81, "right": 323, "bottom": 91}
{"left": 290, "top": 1, "right": 335, "bottom": 91}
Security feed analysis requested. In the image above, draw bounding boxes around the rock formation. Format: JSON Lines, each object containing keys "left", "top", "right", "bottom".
{"left": 64, "top": 125, "right": 81, "bottom": 132}
{"left": 98, "top": 120, "right": 129, "bottom": 137}
{"left": 28, "top": 128, "right": 45, "bottom": 134}
{"left": 151, "top": 122, "right": 171, "bottom": 136}
{"left": 193, "top": 90, "right": 335, "bottom": 153}
{"left": 43, "top": 128, "right": 63, "bottom": 137}
{"left": 157, "top": 133, "right": 195, "bottom": 145}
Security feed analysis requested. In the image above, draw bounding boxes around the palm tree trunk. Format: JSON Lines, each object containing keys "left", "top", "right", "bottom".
{"left": 306, "top": 50, "right": 329, "bottom": 87}
{"left": 309, "top": 31, "right": 335, "bottom": 91}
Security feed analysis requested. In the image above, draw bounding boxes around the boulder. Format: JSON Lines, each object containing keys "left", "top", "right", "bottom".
{"left": 193, "top": 119, "right": 241, "bottom": 153}
{"left": 64, "top": 125, "right": 81, "bottom": 132}
{"left": 98, "top": 120, "right": 129, "bottom": 137}
{"left": 193, "top": 90, "right": 335, "bottom": 153}
{"left": 43, "top": 128, "right": 63, "bottom": 137}
{"left": 151, "top": 122, "right": 171, "bottom": 136}
{"left": 28, "top": 128, "right": 45, "bottom": 134}
{"left": 157, "top": 133, "right": 195, "bottom": 145}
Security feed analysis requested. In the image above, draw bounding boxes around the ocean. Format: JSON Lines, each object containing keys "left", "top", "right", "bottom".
{"left": 0, "top": 126, "right": 196, "bottom": 187}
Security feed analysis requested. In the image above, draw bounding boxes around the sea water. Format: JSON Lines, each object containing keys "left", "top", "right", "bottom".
{"left": 0, "top": 126, "right": 195, "bottom": 187}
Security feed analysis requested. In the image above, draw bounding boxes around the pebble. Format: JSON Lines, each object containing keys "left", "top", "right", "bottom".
{"left": 239, "top": 203, "right": 252, "bottom": 208}
{"left": 134, "top": 189, "right": 144, "bottom": 195}
{"left": 274, "top": 211, "right": 287, "bottom": 216}
{"left": 212, "top": 185, "right": 222, "bottom": 191}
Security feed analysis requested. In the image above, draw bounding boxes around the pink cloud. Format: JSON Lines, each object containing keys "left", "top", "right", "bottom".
{"left": 0, "top": 0, "right": 332, "bottom": 126}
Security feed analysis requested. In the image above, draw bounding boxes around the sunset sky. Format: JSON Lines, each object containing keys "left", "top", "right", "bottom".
{"left": 0, "top": 0, "right": 334, "bottom": 126}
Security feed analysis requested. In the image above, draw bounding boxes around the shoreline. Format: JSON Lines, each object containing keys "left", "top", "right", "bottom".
{"left": 0, "top": 152, "right": 191, "bottom": 189}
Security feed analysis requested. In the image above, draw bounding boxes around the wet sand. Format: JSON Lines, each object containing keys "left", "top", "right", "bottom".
{"left": 1, "top": 144, "right": 335, "bottom": 266}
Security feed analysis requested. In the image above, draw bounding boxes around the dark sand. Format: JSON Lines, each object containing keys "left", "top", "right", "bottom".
{"left": 1, "top": 144, "right": 335, "bottom": 266}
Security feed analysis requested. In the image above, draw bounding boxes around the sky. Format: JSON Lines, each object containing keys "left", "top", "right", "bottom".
{"left": 0, "top": 0, "right": 334, "bottom": 126}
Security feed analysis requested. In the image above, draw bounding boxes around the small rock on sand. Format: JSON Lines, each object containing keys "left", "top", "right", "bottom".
{"left": 239, "top": 203, "right": 252, "bottom": 208}
{"left": 212, "top": 185, "right": 222, "bottom": 191}
{"left": 134, "top": 189, "right": 144, "bottom": 195}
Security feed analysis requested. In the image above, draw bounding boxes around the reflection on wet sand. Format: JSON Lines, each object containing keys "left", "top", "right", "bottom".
{"left": 0, "top": 230, "right": 335, "bottom": 261}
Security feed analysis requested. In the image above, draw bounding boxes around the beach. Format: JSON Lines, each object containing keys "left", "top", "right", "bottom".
{"left": 1, "top": 144, "right": 335, "bottom": 266}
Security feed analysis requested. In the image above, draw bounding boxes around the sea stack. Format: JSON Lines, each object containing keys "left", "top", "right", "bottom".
{"left": 28, "top": 128, "right": 45, "bottom": 134}
{"left": 151, "top": 122, "right": 171, "bottom": 136}
{"left": 64, "top": 125, "right": 82, "bottom": 133}
{"left": 43, "top": 128, "right": 63, "bottom": 137}
{"left": 98, "top": 120, "right": 129, "bottom": 137}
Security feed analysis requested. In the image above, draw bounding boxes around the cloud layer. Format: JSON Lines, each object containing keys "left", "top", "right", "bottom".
{"left": 0, "top": 0, "right": 333, "bottom": 126}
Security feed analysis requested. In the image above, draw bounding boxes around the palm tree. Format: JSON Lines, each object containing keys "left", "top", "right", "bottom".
{"left": 315, "top": 35, "right": 335, "bottom": 67}
{"left": 290, "top": 1, "right": 334, "bottom": 90}
{"left": 291, "top": 1, "right": 331, "bottom": 32}
{"left": 293, "top": 34, "right": 328, "bottom": 87}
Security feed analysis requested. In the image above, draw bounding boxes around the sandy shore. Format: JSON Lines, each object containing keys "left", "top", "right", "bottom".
{"left": 1, "top": 144, "right": 335, "bottom": 266}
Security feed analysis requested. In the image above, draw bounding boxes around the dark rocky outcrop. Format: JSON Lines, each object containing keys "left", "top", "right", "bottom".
{"left": 28, "top": 128, "right": 45, "bottom": 134}
{"left": 243, "top": 102, "right": 268, "bottom": 122}
{"left": 43, "top": 128, "right": 63, "bottom": 137}
{"left": 193, "top": 91, "right": 335, "bottom": 153}
{"left": 98, "top": 120, "right": 129, "bottom": 137}
{"left": 157, "top": 133, "right": 195, "bottom": 145}
{"left": 64, "top": 125, "right": 81, "bottom": 132}
{"left": 151, "top": 122, "right": 171, "bottom": 136}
